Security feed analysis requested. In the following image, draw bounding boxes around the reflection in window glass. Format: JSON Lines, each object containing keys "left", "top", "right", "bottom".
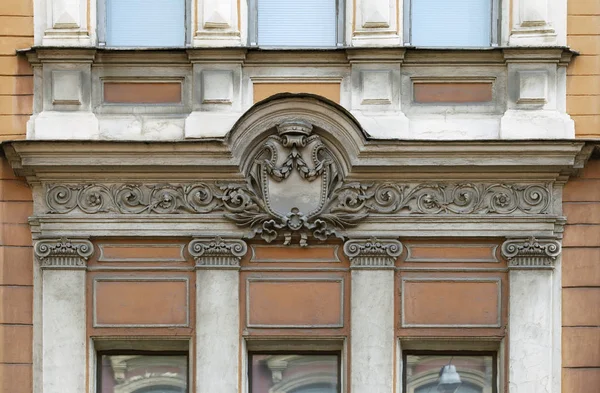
{"left": 405, "top": 354, "right": 495, "bottom": 393}
{"left": 98, "top": 354, "right": 187, "bottom": 393}
{"left": 250, "top": 354, "right": 339, "bottom": 393}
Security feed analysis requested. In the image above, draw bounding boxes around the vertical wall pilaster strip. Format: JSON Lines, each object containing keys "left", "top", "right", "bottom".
{"left": 189, "top": 237, "right": 247, "bottom": 393}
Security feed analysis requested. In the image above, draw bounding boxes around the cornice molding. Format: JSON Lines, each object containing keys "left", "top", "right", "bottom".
{"left": 188, "top": 236, "right": 247, "bottom": 268}
{"left": 34, "top": 237, "right": 94, "bottom": 269}
{"left": 344, "top": 237, "right": 402, "bottom": 268}
{"left": 501, "top": 236, "right": 561, "bottom": 269}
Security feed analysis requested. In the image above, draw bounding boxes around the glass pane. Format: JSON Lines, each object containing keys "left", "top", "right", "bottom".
{"left": 257, "top": 0, "right": 337, "bottom": 47}
{"left": 99, "top": 355, "right": 187, "bottom": 393}
{"left": 250, "top": 354, "right": 338, "bottom": 393}
{"left": 411, "top": 0, "right": 492, "bottom": 47}
{"left": 405, "top": 355, "right": 494, "bottom": 393}
{"left": 106, "top": 0, "right": 185, "bottom": 47}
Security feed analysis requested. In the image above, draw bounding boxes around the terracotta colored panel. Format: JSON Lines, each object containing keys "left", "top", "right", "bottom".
{"left": 0, "top": 202, "right": 32, "bottom": 224}
{"left": 405, "top": 243, "right": 498, "bottom": 263}
{"left": 0, "top": 325, "right": 32, "bottom": 363}
{"left": 563, "top": 225, "right": 600, "bottom": 247}
{"left": 0, "top": 56, "right": 32, "bottom": 77}
{"left": 563, "top": 368, "right": 600, "bottom": 393}
{"left": 567, "top": 56, "right": 600, "bottom": 76}
{"left": 402, "top": 279, "right": 500, "bottom": 327}
{"left": 247, "top": 278, "right": 343, "bottom": 327}
{"left": 0, "top": 179, "right": 31, "bottom": 201}
{"left": 0, "top": 95, "right": 32, "bottom": 115}
{"left": 0, "top": 115, "right": 28, "bottom": 135}
{"left": 253, "top": 83, "right": 341, "bottom": 104}
{"left": 564, "top": 179, "right": 600, "bottom": 201}
{"left": 0, "top": 364, "right": 32, "bottom": 393}
{"left": 0, "top": 223, "right": 31, "bottom": 246}
{"left": 413, "top": 82, "right": 492, "bottom": 103}
{"left": 563, "top": 288, "right": 600, "bottom": 326}
{"left": 103, "top": 82, "right": 182, "bottom": 104}
{"left": 562, "top": 248, "right": 600, "bottom": 287}
{"left": 0, "top": 159, "right": 17, "bottom": 180}
{"left": 0, "top": 286, "right": 32, "bottom": 324}
{"left": 563, "top": 327, "right": 600, "bottom": 367}
{"left": 573, "top": 115, "right": 600, "bottom": 137}
{"left": 580, "top": 159, "right": 600, "bottom": 178}
{"left": 94, "top": 278, "right": 189, "bottom": 327}
{"left": 0, "top": 16, "right": 33, "bottom": 36}
{"left": 98, "top": 243, "right": 186, "bottom": 262}
{"left": 250, "top": 245, "right": 340, "bottom": 263}
{"left": 0, "top": 246, "right": 33, "bottom": 286}
{"left": 564, "top": 203, "right": 600, "bottom": 224}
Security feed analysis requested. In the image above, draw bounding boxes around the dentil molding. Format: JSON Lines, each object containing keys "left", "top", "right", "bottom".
{"left": 344, "top": 237, "right": 403, "bottom": 268}
{"left": 188, "top": 236, "right": 248, "bottom": 268}
{"left": 501, "top": 236, "right": 561, "bottom": 269}
{"left": 34, "top": 237, "right": 94, "bottom": 269}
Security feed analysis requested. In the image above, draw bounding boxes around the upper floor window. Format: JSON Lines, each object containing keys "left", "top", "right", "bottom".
{"left": 102, "top": 0, "right": 187, "bottom": 47}
{"left": 249, "top": 0, "right": 342, "bottom": 47}
{"left": 405, "top": 0, "right": 498, "bottom": 47}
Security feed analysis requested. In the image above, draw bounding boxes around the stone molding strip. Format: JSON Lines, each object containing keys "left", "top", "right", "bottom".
{"left": 501, "top": 236, "right": 561, "bottom": 269}
{"left": 344, "top": 237, "right": 403, "bottom": 268}
{"left": 34, "top": 237, "right": 94, "bottom": 269}
{"left": 188, "top": 236, "right": 248, "bottom": 269}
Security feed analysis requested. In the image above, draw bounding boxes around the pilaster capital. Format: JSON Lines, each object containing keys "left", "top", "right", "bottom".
{"left": 344, "top": 237, "right": 402, "bottom": 269}
{"left": 501, "top": 236, "right": 561, "bottom": 269}
{"left": 188, "top": 236, "right": 248, "bottom": 269}
{"left": 34, "top": 237, "right": 94, "bottom": 269}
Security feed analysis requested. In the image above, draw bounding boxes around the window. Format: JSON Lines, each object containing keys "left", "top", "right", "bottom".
{"left": 249, "top": 0, "right": 343, "bottom": 47}
{"left": 403, "top": 352, "right": 496, "bottom": 393}
{"left": 97, "top": 352, "right": 188, "bottom": 393}
{"left": 100, "top": 0, "right": 187, "bottom": 47}
{"left": 404, "top": 0, "right": 498, "bottom": 47}
{"left": 249, "top": 353, "right": 340, "bottom": 393}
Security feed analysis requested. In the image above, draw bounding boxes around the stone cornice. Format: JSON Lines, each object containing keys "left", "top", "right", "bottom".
{"left": 188, "top": 236, "right": 247, "bottom": 269}
{"left": 344, "top": 237, "right": 402, "bottom": 268}
{"left": 501, "top": 236, "right": 561, "bottom": 269}
{"left": 34, "top": 237, "right": 94, "bottom": 269}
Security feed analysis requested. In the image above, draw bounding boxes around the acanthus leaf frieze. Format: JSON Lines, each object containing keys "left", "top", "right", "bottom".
{"left": 188, "top": 236, "right": 248, "bottom": 268}
{"left": 34, "top": 237, "right": 94, "bottom": 269}
{"left": 501, "top": 236, "right": 561, "bottom": 269}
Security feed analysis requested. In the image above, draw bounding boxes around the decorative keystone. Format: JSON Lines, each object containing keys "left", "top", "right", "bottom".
{"left": 343, "top": 237, "right": 402, "bottom": 268}
{"left": 501, "top": 236, "right": 561, "bottom": 269}
{"left": 188, "top": 236, "right": 248, "bottom": 268}
{"left": 34, "top": 237, "right": 94, "bottom": 269}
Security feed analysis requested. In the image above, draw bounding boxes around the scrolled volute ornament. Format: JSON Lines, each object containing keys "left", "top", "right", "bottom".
{"left": 34, "top": 237, "right": 94, "bottom": 269}
{"left": 188, "top": 236, "right": 248, "bottom": 268}
{"left": 501, "top": 236, "right": 561, "bottom": 269}
{"left": 344, "top": 237, "right": 403, "bottom": 268}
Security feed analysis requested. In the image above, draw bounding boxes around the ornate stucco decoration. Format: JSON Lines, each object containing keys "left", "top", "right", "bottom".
{"left": 501, "top": 236, "right": 561, "bottom": 269}
{"left": 188, "top": 236, "right": 248, "bottom": 268}
{"left": 34, "top": 237, "right": 94, "bottom": 269}
{"left": 344, "top": 237, "right": 403, "bottom": 268}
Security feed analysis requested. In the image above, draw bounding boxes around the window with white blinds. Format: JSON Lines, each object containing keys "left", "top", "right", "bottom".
{"left": 410, "top": 0, "right": 493, "bottom": 47}
{"left": 255, "top": 0, "right": 338, "bottom": 47}
{"left": 105, "top": 0, "right": 186, "bottom": 47}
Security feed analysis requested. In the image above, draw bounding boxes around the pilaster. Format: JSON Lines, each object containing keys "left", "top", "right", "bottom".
{"left": 508, "top": 0, "right": 565, "bottom": 46}
{"left": 34, "top": 237, "right": 93, "bottom": 393}
{"left": 346, "top": 237, "right": 401, "bottom": 393}
{"left": 188, "top": 236, "right": 247, "bottom": 393}
{"left": 351, "top": 0, "right": 402, "bottom": 46}
{"left": 502, "top": 236, "right": 562, "bottom": 393}
{"left": 37, "top": 0, "right": 93, "bottom": 46}
{"left": 193, "top": 0, "right": 244, "bottom": 47}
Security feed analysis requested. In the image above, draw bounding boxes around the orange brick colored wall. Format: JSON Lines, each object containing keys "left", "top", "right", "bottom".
{"left": 0, "top": 0, "right": 33, "bottom": 140}
{"left": 562, "top": 158, "right": 600, "bottom": 392}
{"left": 567, "top": 1, "right": 600, "bottom": 137}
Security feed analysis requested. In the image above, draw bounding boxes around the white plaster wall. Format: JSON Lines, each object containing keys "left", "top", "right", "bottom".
{"left": 196, "top": 270, "right": 239, "bottom": 393}
{"left": 42, "top": 270, "right": 87, "bottom": 393}
{"left": 351, "top": 270, "right": 395, "bottom": 393}
{"left": 509, "top": 270, "right": 555, "bottom": 393}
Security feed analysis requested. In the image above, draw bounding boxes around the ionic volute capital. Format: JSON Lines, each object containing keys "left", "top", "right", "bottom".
{"left": 501, "top": 236, "right": 561, "bottom": 269}
{"left": 344, "top": 237, "right": 402, "bottom": 268}
{"left": 188, "top": 236, "right": 248, "bottom": 269}
{"left": 34, "top": 237, "right": 94, "bottom": 269}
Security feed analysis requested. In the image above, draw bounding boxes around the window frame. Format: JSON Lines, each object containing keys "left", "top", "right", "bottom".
{"left": 247, "top": 0, "right": 345, "bottom": 48}
{"left": 96, "top": 350, "right": 190, "bottom": 393}
{"left": 402, "top": 0, "right": 501, "bottom": 47}
{"left": 402, "top": 350, "right": 498, "bottom": 393}
{"left": 248, "top": 350, "right": 342, "bottom": 393}
{"left": 97, "top": 0, "right": 192, "bottom": 47}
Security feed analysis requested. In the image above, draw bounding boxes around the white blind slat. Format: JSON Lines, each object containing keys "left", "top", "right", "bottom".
{"left": 257, "top": 0, "right": 337, "bottom": 47}
{"left": 106, "top": 0, "right": 185, "bottom": 47}
{"left": 411, "top": 0, "right": 492, "bottom": 47}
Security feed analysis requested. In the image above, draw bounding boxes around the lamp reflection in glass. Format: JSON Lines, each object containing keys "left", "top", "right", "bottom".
{"left": 437, "top": 363, "right": 461, "bottom": 393}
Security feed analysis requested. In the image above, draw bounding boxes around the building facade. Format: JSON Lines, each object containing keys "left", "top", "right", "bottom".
{"left": 0, "top": 0, "right": 599, "bottom": 393}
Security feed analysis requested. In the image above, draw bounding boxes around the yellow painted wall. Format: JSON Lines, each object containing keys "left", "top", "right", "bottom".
{"left": 567, "top": 1, "right": 600, "bottom": 137}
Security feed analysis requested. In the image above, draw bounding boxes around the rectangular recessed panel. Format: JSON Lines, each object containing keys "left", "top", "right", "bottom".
{"left": 413, "top": 82, "right": 493, "bottom": 103}
{"left": 405, "top": 243, "right": 499, "bottom": 263}
{"left": 402, "top": 279, "right": 500, "bottom": 327}
{"left": 250, "top": 245, "right": 341, "bottom": 263}
{"left": 94, "top": 278, "right": 189, "bottom": 327}
{"left": 98, "top": 243, "right": 186, "bottom": 262}
{"left": 253, "top": 83, "right": 341, "bottom": 104}
{"left": 103, "top": 82, "right": 182, "bottom": 104}
{"left": 247, "top": 278, "right": 343, "bottom": 328}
